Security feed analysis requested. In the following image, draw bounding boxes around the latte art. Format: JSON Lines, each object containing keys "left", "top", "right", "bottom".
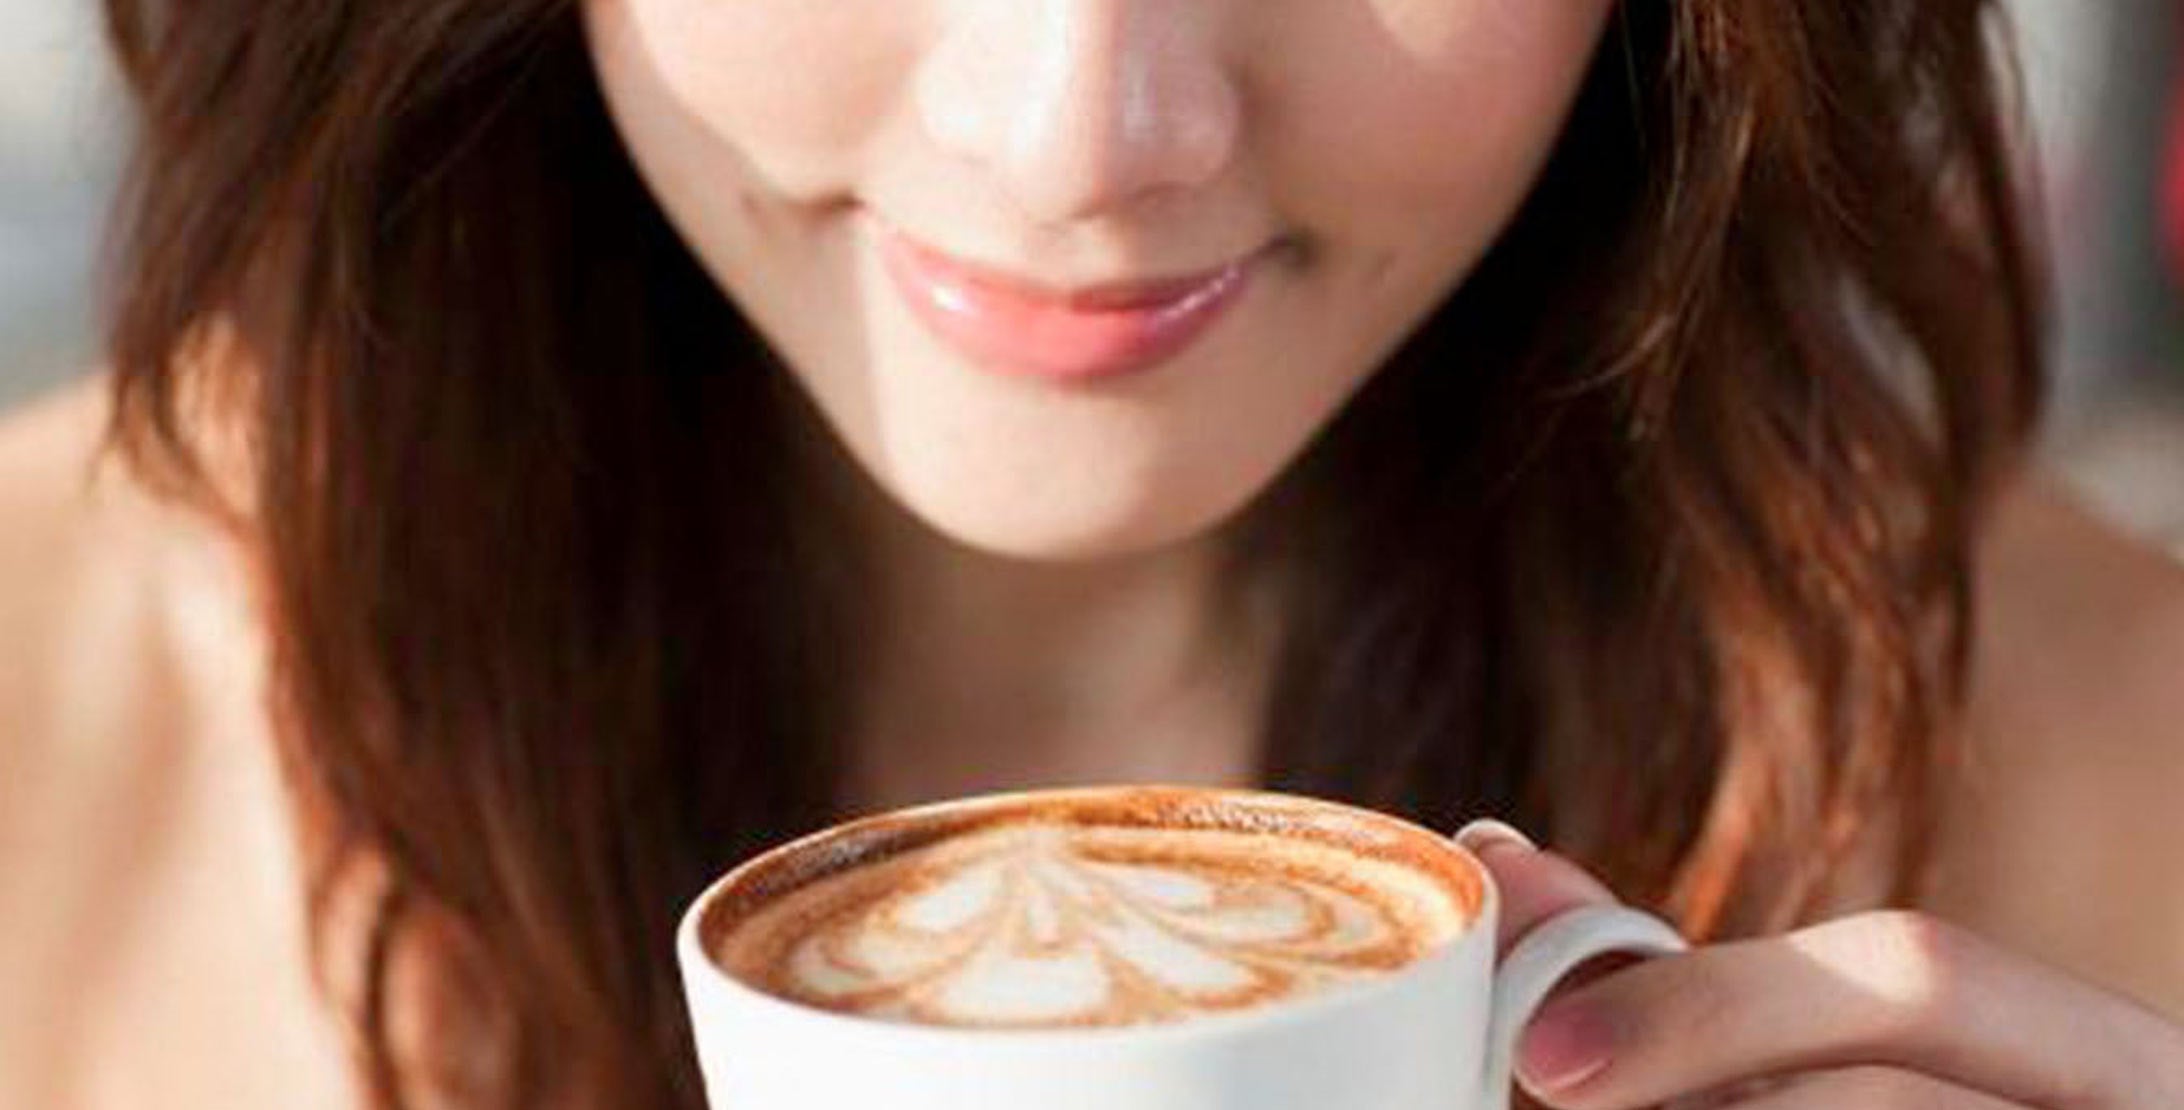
{"left": 714, "top": 822, "right": 1472, "bottom": 1028}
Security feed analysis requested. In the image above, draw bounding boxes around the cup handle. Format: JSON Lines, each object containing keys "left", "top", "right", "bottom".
{"left": 1482, "top": 905, "right": 1688, "bottom": 1110}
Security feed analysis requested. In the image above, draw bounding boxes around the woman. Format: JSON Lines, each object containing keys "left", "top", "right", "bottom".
{"left": 2, "top": 0, "right": 2181, "bottom": 1106}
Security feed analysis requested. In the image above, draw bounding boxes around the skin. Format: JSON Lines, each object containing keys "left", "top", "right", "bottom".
{"left": 3, "top": 1, "right": 2184, "bottom": 1106}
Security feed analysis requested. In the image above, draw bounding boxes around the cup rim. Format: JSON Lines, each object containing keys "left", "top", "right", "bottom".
{"left": 675, "top": 784, "right": 1503, "bottom": 1046}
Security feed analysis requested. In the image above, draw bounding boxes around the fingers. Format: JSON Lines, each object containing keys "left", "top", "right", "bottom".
{"left": 1512, "top": 909, "right": 2178, "bottom": 1110}
{"left": 1710, "top": 1066, "right": 2024, "bottom": 1109}
{"left": 1452, "top": 819, "right": 1621, "bottom": 957}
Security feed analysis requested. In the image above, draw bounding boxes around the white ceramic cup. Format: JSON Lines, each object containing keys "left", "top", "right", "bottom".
{"left": 676, "top": 787, "right": 1687, "bottom": 1110}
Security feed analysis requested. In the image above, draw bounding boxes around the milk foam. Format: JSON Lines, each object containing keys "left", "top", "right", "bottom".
{"left": 713, "top": 821, "right": 1473, "bottom": 1029}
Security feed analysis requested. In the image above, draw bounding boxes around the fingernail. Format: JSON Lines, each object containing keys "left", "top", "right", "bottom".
{"left": 1516, "top": 999, "right": 1614, "bottom": 1096}
{"left": 1453, "top": 818, "right": 1538, "bottom": 854}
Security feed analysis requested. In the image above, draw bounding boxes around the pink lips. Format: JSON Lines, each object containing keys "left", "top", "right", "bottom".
{"left": 874, "top": 218, "right": 1262, "bottom": 383}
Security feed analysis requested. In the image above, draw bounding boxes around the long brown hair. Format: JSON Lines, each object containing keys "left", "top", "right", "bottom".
{"left": 94, "top": 0, "right": 2045, "bottom": 1105}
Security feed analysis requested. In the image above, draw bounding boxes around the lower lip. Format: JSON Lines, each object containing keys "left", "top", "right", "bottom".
{"left": 873, "top": 220, "right": 1262, "bottom": 383}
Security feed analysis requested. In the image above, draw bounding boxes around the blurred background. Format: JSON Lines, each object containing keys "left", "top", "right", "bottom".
{"left": 2, "top": 0, "right": 2179, "bottom": 552}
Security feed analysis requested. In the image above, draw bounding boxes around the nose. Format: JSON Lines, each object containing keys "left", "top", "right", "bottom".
{"left": 914, "top": 0, "right": 1242, "bottom": 227}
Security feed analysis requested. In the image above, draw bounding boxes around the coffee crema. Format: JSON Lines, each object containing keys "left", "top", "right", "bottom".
{"left": 703, "top": 790, "right": 1480, "bottom": 1030}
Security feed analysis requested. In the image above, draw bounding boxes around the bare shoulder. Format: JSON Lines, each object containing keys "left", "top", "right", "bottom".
{"left": 0, "top": 371, "right": 139, "bottom": 1103}
{"left": 0, "top": 365, "right": 256, "bottom": 799}
{"left": 1938, "top": 469, "right": 2184, "bottom": 1019}
{"left": 0, "top": 357, "right": 265, "bottom": 777}
{"left": 0, "top": 372, "right": 117, "bottom": 516}
{"left": 0, "top": 373, "right": 345, "bottom": 1106}
{"left": 1968, "top": 471, "right": 2184, "bottom": 755}
{"left": 0, "top": 372, "right": 128, "bottom": 739}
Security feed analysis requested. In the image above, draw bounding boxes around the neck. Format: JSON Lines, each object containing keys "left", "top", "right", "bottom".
{"left": 802, "top": 419, "right": 1286, "bottom": 813}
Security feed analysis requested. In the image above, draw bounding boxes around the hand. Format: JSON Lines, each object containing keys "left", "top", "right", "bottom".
{"left": 1455, "top": 821, "right": 2184, "bottom": 1109}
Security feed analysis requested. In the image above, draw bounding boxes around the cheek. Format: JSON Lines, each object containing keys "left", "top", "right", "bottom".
{"left": 586, "top": 0, "right": 912, "bottom": 192}
{"left": 1279, "top": 1, "right": 1613, "bottom": 217}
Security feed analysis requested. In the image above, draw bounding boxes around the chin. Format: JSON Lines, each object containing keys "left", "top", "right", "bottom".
{"left": 883, "top": 472, "right": 1252, "bottom": 564}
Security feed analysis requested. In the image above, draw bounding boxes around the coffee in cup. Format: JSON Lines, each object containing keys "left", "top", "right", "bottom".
{"left": 702, "top": 787, "right": 1480, "bottom": 1029}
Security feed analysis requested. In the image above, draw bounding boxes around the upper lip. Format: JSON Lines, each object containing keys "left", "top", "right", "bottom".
{"left": 875, "top": 216, "right": 1276, "bottom": 311}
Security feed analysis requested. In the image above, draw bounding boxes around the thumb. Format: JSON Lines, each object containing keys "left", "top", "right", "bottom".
{"left": 1452, "top": 820, "right": 1623, "bottom": 959}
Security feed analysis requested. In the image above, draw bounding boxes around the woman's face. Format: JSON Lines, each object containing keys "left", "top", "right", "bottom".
{"left": 582, "top": 0, "right": 1614, "bottom": 560}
